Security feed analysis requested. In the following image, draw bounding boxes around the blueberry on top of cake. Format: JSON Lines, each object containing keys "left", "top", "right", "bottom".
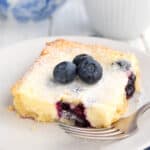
{"left": 11, "top": 39, "right": 140, "bottom": 128}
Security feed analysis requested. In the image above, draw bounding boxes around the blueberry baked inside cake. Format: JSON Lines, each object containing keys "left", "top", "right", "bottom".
{"left": 11, "top": 39, "right": 140, "bottom": 128}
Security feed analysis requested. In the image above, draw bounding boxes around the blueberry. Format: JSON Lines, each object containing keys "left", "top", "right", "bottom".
{"left": 73, "top": 54, "right": 93, "bottom": 66}
{"left": 61, "top": 103, "right": 70, "bottom": 110}
{"left": 73, "top": 104, "right": 85, "bottom": 118}
{"left": 77, "top": 58, "right": 103, "bottom": 84}
{"left": 128, "top": 73, "right": 136, "bottom": 85}
{"left": 74, "top": 118, "right": 91, "bottom": 127}
{"left": 125, "top": 73, "right": 136, "bottom": 98}
{"left": 53, "top": 61, "right": 77, "bottom": 84}
{"left": 56, "top": 101, "right": 91, "bottom": 127}
{"left": 113, "top": 60, "right": 131, "bottom": 71}
{"left": 129, "top": 73, "right": 136, "bottom": 82}
{"left": 125, "top": 84, "right": 135, "bottom": 98}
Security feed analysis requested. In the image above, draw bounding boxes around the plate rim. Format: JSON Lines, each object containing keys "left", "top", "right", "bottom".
{"left": 0, "top": 36, "right": 150, "bottom": 150}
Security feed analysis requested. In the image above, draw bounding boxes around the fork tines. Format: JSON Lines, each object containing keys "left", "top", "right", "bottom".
{"left": 59, "top": 122, "right": 128, "bottom": 140}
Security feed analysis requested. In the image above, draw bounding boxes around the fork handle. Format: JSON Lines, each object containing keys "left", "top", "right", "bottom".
{"left": 135, "top": 102, "right": 150, "bottom": 121}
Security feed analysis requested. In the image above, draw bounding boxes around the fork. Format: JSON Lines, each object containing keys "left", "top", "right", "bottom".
{"left": 59, "top": 102, "right": 150, "bottom": 140}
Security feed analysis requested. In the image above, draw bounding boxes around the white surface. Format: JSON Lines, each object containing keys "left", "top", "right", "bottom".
{"left": 0, "top": 0, "right": 150, "bottom": 53}
{"left": 0, "top": 36, "right": 150, "bottom": 150}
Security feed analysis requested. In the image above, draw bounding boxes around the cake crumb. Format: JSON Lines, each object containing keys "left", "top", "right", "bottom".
{"left": 8, "top": 105, "right": 15, "bottom": 112}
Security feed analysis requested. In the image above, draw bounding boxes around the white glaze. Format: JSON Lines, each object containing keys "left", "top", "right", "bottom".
{"left": 20, "top": 53, "right": 128, "bottom": 107}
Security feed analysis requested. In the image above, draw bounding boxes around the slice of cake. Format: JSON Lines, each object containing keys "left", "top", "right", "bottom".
{"left": 11, "top": 39, "right": 140, "bottom": 128}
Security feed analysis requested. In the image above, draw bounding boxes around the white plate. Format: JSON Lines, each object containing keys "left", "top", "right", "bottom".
{"left": 0, "top": 36, "right": 150, "bottom": 150}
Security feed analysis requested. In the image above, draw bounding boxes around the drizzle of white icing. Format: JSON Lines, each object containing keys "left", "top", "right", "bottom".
{"left": 20, "top": 54, "right": 128, "bottom": 108}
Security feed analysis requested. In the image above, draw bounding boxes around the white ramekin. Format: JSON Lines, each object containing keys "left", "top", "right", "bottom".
{"left": 84, "top": 0, "right": 150, "bottom": 40}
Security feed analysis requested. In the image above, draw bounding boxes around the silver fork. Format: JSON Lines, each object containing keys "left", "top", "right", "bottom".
{"left": 59, "top": 102, "right": 150, "bottom": 140}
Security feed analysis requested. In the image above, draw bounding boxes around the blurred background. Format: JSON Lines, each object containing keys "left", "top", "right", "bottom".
{"left": 0, "top": 0, "right": 150, "bottom": 52}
